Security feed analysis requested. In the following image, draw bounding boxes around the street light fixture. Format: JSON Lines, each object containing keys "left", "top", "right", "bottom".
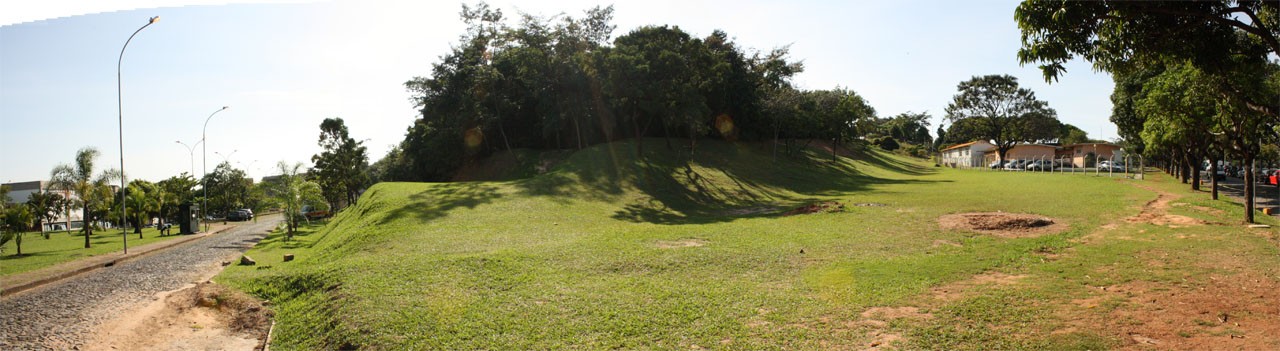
{"left": 215, "top": 149, "right": 239, "bottom": 164}
{"left": 202, "top": 106, "right": 229, "bottom": 231}
{"left": 176, "top": 139, "right": 203, "bottom": 178}
{"left": 117, "top": 15, "right": 159, "bottom": 255}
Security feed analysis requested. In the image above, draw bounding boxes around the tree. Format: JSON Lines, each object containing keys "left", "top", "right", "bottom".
{"left": 157, "top": 174, "right": 198, "bottom": 225}
{"left": 311, "top": 118, "right": 369, "bottom": 211}
{"left": 604, "top": 25, "right": 711, "bottom": 154}
{"left": 2, "top": 205, "right": 33, "bottom": 256}
{"left": 202, "top": 162, "right": 251, "bottom": 218}
{"left": 269, "top": 161, "right": 326, "bottom": 240}
{"left": 26, "top": 191, "right": 66, "bottom": 238}
{"left": 944, "top": 75, "right": 1060, "bottom": 165}
{"left": 124, "top": 180, "right": 160, "bottom": 237}
{"left": 1057, "top": 123, "right": 1091, "bottom": 145}
{"left": 1136, "top": 63, "right": 1218, "bottom": 190}
{"left": 49, "top": 147, "right": 120, "bottom": 248}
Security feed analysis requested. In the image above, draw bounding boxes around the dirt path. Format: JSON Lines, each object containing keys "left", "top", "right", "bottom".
{"left": 0, "top": 217, "right": 281, "bottom": 350}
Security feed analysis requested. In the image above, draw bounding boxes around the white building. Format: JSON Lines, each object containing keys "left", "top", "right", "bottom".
{"left": 2, "top": 180, "right": 84, "bottom": 232}
{"left": 940, "top": 140, "right": 997, "bottom": 168}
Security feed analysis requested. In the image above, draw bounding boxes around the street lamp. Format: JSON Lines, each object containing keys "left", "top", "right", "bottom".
{"left": 176, "top": 139, "right": 203, "bottom": 177}
{"left": 215, "top": 150, "right": 239, "bottom": 164}
{"left": 202, "top": 106, "right": 229, "bottom": 231}
{"left": 117, "top": 15, "right": 159, "bottom": 255}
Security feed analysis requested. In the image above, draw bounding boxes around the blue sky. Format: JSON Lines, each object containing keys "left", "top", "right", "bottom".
{"left": 0, "top": 0, "right": 1115, "bottom": 183}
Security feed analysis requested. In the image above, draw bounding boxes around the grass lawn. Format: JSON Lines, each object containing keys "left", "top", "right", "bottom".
{"left": 2, "top": 227, "right": 184, "bottom": 276}
{"left": 218, "top": 139, "right": 1280, "bottom": 349}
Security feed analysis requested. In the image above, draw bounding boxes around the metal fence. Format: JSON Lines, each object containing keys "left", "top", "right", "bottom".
{"left": 942, "top": 154, "right": 1146, "bottom": 180}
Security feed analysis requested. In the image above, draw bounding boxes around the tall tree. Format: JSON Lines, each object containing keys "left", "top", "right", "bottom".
{"left": 49, "top": 147, "right": 120, "bottom": 248}
{"left": 944, "top": 75, "right": 1060, "bottom": 165}
{"left": 311, "top": 117, "right": 369, "bottom": 211}
{"left": 202, "top": 162, "right": 251, "bottom": 218}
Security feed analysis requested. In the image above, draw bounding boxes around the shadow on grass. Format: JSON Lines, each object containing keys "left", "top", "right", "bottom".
{"left": 1, "top": 251, "right": 54, "bottom": 260}
{"left": 517, "top": 139, "right": 947, "bottom": 225}
{"left": 377, "top": 182, "right": 505, "bottom": 225}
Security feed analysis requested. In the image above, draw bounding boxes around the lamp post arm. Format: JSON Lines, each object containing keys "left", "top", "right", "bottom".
{"left": 117, "top": 16, "right": 157, "bottom": 255}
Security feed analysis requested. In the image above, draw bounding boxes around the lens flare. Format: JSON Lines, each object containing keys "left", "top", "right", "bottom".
{"left": 714, "top": 114, "right": 735, "bottom": 140}
{"left": 464, "top": 127, "right": 484, "bottom": 148}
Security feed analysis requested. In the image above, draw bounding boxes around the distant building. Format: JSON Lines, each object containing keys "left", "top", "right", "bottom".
{"left": 941, "top": 141, "right": 1126, "bottom": 169}
{"left": 941, "top": 141, "right": 996, "bottom": 168}
{"left": 1, "top": 180, "right": 84, "bottom": 231}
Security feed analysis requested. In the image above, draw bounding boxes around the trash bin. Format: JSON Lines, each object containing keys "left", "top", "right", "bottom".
{"left": 179, "top": 202, "right": 201, "bottom": 234}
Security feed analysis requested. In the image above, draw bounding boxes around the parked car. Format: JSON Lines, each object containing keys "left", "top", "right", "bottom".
{"left": 227, "top": 209, "right": 251, "bottom": 221}
{"left": 238, "top": 208, "right": 254, "bottom": 220}
{"left": 989, "top": 160, "right": 1005, "bottom": 169}
{"left": 1025, "top": 160, "right": 1054, "bottom": 171}
{"left": 1003, "top": 159, "right": 1027, "bottom": 171}
{"left": 1098, "top": 161, "right": 1126, "bottom": 172}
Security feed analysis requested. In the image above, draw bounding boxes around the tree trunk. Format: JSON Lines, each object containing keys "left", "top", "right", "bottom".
{"left": 1210, "top": 155, "right": 1219, "bottom": 200}
{"left": 83, "top": 207, "right": 92, "bottom": 248}
{"left": 1245, "top": 156, "right": 1256, "bottom": 223}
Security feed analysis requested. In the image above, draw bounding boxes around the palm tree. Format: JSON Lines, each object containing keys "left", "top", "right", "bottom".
{"left": 50, "top": 147, "right": 120, "bottom": 249}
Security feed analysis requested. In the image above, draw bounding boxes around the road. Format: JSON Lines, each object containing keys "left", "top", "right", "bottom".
{"left": 1212, "top": 176, "right": 1278, "bottom": 217}
{"left": 0, "top": 216, "right": 281, "bottom": 350}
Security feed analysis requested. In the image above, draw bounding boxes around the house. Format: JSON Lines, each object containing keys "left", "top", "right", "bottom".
{"left": 983, "top": 144, "right": 1058, "bottom": 165}
{"left": 941, "top": 141, "right": 996, "bottom": 168}
{"left": 1059, "top": 143, "right": 1124, "bottom": 167}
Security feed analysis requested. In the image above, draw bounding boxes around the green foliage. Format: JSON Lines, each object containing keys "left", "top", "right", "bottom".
{"left": 876, "top": 136, "right": 901, "bottom": 151}
{"left": 49, "top": 147, "right": 120, "bottom": 248}
{"left": 1, "top": 205, "right": 32, "bottom": 255}
{"left": 311, "top": 117, "right": 369, "bottom": 211}
{"left": 386, "top": 3, "right": 866, "bottom": 182}
{"left": 269, "top": 162, "right": 327, "bottom": 239}
{"left": 944, "top": 74, "right": 1060, "bottom": 163}
{"left": 202, "top": 162, "right": 251, "bottom": 218}
{"left": 25, "top": 191, "right": 66, "bottom": 236}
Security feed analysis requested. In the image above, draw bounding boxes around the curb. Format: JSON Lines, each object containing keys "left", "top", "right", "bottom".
{"left": 0, "top": 225, "right": 236, "bottom": 299}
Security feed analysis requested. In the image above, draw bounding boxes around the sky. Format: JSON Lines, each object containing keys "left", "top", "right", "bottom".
{"left": 0, "top": 0, "right": 1117, "bottom": 184}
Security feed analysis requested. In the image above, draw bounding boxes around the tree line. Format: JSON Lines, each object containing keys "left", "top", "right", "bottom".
{"left": 1017, "top": 0, "right": 1280, "bottom": 223}
{"left": 372, "top": 3, "right": 896, "bottom": 182}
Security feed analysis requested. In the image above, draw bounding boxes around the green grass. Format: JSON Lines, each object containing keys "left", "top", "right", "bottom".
{"left": 2, "top": 227, "right": 181, "bottom": 276}
{"left": 218, "top": 139, "right": 1279, "bottom": 349}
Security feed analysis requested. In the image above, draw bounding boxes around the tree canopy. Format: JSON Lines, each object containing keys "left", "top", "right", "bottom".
{"left": 944, "top": 74, "right": 1060, "bottom": 163}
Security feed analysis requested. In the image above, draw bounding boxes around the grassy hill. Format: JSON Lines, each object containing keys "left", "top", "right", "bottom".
{"left": 218, "top": 138, "right": 1279, "bottom": 350}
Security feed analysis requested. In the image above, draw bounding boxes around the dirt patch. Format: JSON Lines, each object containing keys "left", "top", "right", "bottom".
{"left": 930, "top": 240, "right": 962, "bottom": 248}
{"left": 1170, "top": 202, "right": 1226, "bottom": 216}
{"left": 938, "top": 212, "right": 1068, "bottom": 238}
{"left": 86, "top": 282, "right": 273, "bottom": 351}
{"left": 1056, "top": 272, "right": 1280, "bottom": 350}
{"left": 655, "top": 238, "right": 707, "bottom": 249}
{"left": 931, "top": 272, "right": 1028, "bottom": 302}
{"left": 783, "top": 201, "right": 845, "bottom": 216}
{"left": 861, "top": 306, "right": 933, "bottom": 320}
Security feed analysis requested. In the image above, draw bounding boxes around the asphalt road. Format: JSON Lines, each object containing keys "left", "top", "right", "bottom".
{"left": 0, "top": 216, "right": 281, "bottom": 350}
{"left": 1211, "top": 176, "right": 1279, "bottom": 217}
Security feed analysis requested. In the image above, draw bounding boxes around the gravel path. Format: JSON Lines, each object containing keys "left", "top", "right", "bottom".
{"left": 0, "top": 216, "right": 281, "bottom": 350}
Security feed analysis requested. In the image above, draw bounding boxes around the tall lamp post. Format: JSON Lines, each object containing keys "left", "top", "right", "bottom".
{"left": 176, "top": 140, "right": 203, "bottom": 177}
{"left": 117, "top": 16, "right": 159, "bottom": 255}
{"left": 202, "top": 106, "right": 230, "bottom": 231}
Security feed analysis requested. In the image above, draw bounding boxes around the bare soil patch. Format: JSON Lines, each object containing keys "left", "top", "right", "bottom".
{"left": 1170, "top": 202, "right": 1226, "bottom": 216}
{"left": 783, "top": 201, "right": 845, "bottom": 216}
{"left": 930, "top": 272, "right": 1027, "bottom": 302}
{"left": 86, "top": 282, "right": 273, "bottom": 351}
{"left": 938, "top": 212, "right": 1068, "bottom": 238}
{"left": 655, "top": 238, "right": 707, "bottom": 249}
{"left": 1056, "top": 272, "right": 1280, "bottom": 350}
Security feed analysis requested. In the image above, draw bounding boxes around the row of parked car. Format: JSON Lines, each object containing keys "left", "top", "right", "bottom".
{"left": 988, "top": 159, "right": 1128, "bottom": 172}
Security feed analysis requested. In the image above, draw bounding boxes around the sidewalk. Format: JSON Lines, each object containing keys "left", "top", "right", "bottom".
{"left": 1, "top": 221, "right": 246, "bottom": 298}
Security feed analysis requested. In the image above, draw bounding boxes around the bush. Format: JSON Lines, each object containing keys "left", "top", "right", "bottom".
{"left": 902, "top": 144, "right": 929, "bottom": 158}
{"left": 876, "top": 137, "right": 900, "bottom": 151}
